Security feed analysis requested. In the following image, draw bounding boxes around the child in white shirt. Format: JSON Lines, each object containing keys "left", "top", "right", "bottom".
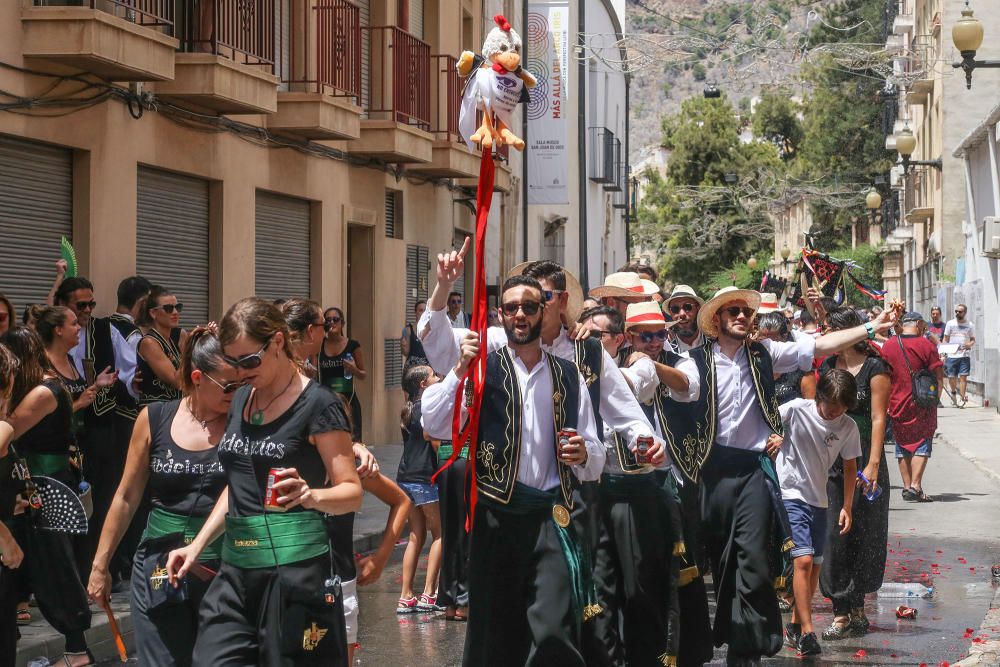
{"left": 776, "top": 369, "right": 862, "bottom": 656}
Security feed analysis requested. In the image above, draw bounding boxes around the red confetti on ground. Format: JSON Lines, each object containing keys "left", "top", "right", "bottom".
{"left": 353, "top": 643, "right": 361, "bottom": 650}
{"left": 932, "top": 563, "right": 940, "bottom": 567}
{"left": 937, "top": 549, "right": 944, "bottom": 553}
{"left": 973, "top": 638, "right": 985, "bottom": 644}
{"left": 855, "top": 649, "right": 867, "bottom": 658}
{"left": 959, "top": 557, "right": 968, "bottom": 563}
{"left": 890, "top": 654, "right": 898, "bottom": 658}
{"left": 920, "top": 663, "right": 929, "bottom": 667}
{"left": 967, "top": 628, "right": 975, "bottom": 634}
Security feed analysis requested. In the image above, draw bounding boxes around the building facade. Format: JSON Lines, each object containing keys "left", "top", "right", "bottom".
{"left": 0, "top": 0, "right": 523, "bottom": 444}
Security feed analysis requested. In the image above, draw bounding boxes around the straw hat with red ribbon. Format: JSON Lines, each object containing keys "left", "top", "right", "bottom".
{"left": 589, "top": 272, "right": 660, "bottom": 299}
{"left": 624, "top": 302, "right": 678, "bottom": 331}
{"left": 697, "top": 286, "right": 762, "bottom": 339}
{"left": 757, "top": 292, "right": 780, "bottom": 314}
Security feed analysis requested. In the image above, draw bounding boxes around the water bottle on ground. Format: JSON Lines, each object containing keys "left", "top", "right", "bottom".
{"left": 857, "top": 471, "right": 883, "bottom": 502}
{"left": 26, "top": 658, "right": 51, "bottom": 667}
{"left": 343, "top": 353, "right": 354, "bottom": 380}
{"left": 877, "top": 582, "right": 934, "bottom": 598}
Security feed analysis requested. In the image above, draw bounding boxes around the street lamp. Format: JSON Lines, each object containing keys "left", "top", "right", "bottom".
{"left": 780, "top": 244, "right": 791, "bottom": 263}
{"left": 952, "top": 2, "right": 1000, "bottom": 90}
{"left": 893, "top": 125, "right": 942, "bottom": 172}
{"left": 865, "top": 187, "right": 882, "bottom": 227}
{"left": 747, "top": 256, "right": 758, "bottom": 270}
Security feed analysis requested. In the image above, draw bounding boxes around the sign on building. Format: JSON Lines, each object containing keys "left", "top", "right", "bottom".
{"left": 527, "top": 2, "right": 569, "bottom": 205}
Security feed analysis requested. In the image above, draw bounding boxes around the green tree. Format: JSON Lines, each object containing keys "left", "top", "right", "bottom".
{"left": 752, "top": 89, "right": 803, "bottom": 160}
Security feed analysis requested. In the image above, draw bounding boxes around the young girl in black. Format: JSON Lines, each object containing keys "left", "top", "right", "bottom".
{"left": 167, "top": 298, "right": 362, "bottom": 666}
{"left": 319, "top": 307, "right": 365, "bottom": 441}
{"left": 88, "top": 325, "right": 236, "bottom": 666}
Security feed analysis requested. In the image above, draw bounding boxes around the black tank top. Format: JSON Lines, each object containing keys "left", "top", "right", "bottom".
{"left": 56, "top": 356, "right": 88, "bottom": 434}
{"left": 396, "top": 401, "right": 437, "bottom": 484}
{"left": 774, "top": 369, "right": 805, "bottom": 406}
{"left": 138, "top": 328, "right": 183, "bottom": 407}
{"left": 147, "top": 400, "right": 227, "bottom": 516}
{"left": 405, "top": 323, "right": 427, "bottom": 367}
{"left": 14, "top": 378, "right": 74, "bottom": 457}
{"left": 319, "top": 339, "right": 360, "bottom": 397}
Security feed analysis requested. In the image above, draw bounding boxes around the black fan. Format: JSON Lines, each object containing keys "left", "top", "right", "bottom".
{"left": 32, "top": 476, "right": 89, "bottom": 534}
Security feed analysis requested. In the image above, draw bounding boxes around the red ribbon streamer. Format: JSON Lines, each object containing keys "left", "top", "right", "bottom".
{"left": 433, "top": 148, "right": 495, "bottom": 530}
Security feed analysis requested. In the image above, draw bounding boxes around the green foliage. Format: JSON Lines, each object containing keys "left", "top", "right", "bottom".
{"left": 692, "top": 62, "right": 707, "bottom": 81}
{"left": 751, "top": 89, "right": 803, "bottom": 160}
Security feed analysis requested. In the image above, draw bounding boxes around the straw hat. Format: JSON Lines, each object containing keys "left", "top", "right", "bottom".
{"left": 624, "top": 302, "right": 678, "bottom": 331}
{"left": 697, "top": 286, "right": 762, "bottom": 339}
{"left": 664, "top": 284, "right": 704, "bottom": 307}
{"left": 757, "top": 293, "right": 780, "bottom": 314}
{"left": 588, "top": 272, "right": 659, "bottom": 298}
{"left": 507, "top": 261, "right": 585, "bottom": 324}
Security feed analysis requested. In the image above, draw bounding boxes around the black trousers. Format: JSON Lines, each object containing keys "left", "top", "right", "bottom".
{"left": 435, "top": 457, "right": 470, "bottom": 608}
{"left": 464, "top": 501, "right": 585, "bottom": 667}
{"left": 0, "top": 562, "right": 18, "bottom": 667}
{"left": 587, "top": 476, "right": 676, "bottom": 667}
{"left": 193, "top": 554, "right": 347, "bottom": 667}
{"left": 701, "top": 447, "right": 783, "bottom": 661}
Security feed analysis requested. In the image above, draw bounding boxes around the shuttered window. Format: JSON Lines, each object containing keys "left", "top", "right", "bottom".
{"left": 385, "top": 188, "right": 402, "bottom": 238}
{"left": 453, "top": 231, "right": 469, "bottom": 304}
{"left": 384, "top": 337, "right": 403, "bottom": 387}
{"left": 136, "top": 167, "right": 210, "bottom": 327}
{"left": 406, "top": 244, "right": 429, "bottom": 318}
{"left": 358, "top": 0, "right": 371, "bottom": 114}
{"left": 409, "top": 0, "right": 424, "bottom": 40}
{"left": 255, "top": 191, "right": 312, "bottom": 301}
{"left": 0, "top": 136, "right": 73, "bottom": 311}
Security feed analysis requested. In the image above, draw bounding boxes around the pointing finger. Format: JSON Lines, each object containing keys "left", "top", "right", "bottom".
{"left": 458, "top": 236, "right": 471, "bottom": 259}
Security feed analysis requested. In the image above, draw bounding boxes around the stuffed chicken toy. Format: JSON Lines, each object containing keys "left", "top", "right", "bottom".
{"left": 457, "top": 14, "right": 537, "bottom": 151}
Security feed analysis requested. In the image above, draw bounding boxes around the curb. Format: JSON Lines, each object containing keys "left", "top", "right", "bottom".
{"left": 954, "top": 585, "right": 1000, "bottom": 666}
{"left": 935, "top": 431, "right": 1000, "bottom": 488}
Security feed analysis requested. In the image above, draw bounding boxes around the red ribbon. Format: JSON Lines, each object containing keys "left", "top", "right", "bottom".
{"left": 432, "top": 148, "right": 495, "bottom": 531}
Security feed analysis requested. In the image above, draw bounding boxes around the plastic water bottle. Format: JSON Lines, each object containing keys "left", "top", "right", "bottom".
{"left": 857, "top": 471, "right": 883, "bottom": 502}
{"left": 26, "top": 658, "right": 51, "bottom": 667}
{"left": 877, "top": 582, "right": 934, "bottom": 599}
{"left": 342, "top": 353, "right": 353, "bottom": 380}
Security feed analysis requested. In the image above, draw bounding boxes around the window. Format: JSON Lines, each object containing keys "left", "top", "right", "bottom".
{"left": 384, "top": 338, "right": 403, "bottom": 388}
{"left": 542, "top": 216, "right": 567, "bottom": 266}
{"left": 406, "top": 244, "right": 429, "bottom": 316}
{"left": 385, "top": 188, "right": 403, "bottom": 238}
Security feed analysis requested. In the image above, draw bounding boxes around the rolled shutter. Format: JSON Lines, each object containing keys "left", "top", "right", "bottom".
{"left": 255, "top": 191, "right": 311, "bottom": 301}
{"left": 136, "top": 167, "right": 210, "bottom": 327}
{"left": 405, "top": 244, "right": 428, "bottom": 319}
{"left": 0, "top": 136, "right": 73, "bottom": 310}
{"left": 358, "top": 0, "right": 371, "bottom": 114}
{"left": 409, "top": 0, "right": 424, "bottom": 39}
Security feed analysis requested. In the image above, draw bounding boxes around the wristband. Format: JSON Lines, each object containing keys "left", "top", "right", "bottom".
{"left": 864, "top": 322, "right": 875, "bottom": 340}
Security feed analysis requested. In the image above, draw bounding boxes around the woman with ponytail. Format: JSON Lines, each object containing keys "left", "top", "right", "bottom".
{"left": 88, "top": 324, "right": 236, "bottom": 666}
{"left": 136, "top": 286, "right": 187, "bottom": 406}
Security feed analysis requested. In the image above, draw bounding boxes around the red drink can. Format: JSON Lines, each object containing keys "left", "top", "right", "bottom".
{"left": 636, "top": 436, "right": 654, "bottom": 464}
{"left": 264, "top": 467, "right": 287, "bottom": 512}
{"left": 895, "top": 605, "right": 917, "bottom": 619}
{"left": 557, "top": 428, "right": 576, "bottom": 461}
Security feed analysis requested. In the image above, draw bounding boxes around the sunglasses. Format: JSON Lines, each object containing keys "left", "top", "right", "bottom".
{"left": 668, "top": 303, "right": 697, "bottom": 315}
{"left": 223, "top": 337, "right": 272, "bottom": 370}
{"left": 325, "top": 316, "right": 342, "bottom": 324}
{"left": 501, "top": 301, "right": 542, "bottom": 317}
{"left": 76, "top": 300, "right": 97, "bottom": 311}
{"left": 637, "top": 330, "right": 669, "bottom": 343}
{"left": 203, "top": 373, "right": 243, "bottom": 394}
{"left": 724, "top": 306, "right": 756, "bottom": 319}
{"left": 542, "top": 289, "right": 564, "bottom": 302}
{"left": 153, "top": 303, "right": 184, "bottom": 314}
{"left": 449, "top": 299, "right": 463, "bottom": 305}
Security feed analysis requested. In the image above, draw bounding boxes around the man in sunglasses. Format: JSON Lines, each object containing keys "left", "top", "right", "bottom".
{"left": 446, "top": 290, "right": 470, "bottom": 329}
{"left": 663, "top": 284, "right": 705, "bottom": 353}
{"left": 655, "top": 286, "right": 898, "bottom": 667}
{"left": 420, "top": 275, "right": 605, "bottom": 665}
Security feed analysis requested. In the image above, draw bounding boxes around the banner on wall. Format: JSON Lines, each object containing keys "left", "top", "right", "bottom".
{"left": 526, "top": 3, "right": 569, "bottom": 205}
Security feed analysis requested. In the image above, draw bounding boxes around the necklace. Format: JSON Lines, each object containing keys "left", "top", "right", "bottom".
{"left": 250, "top": 371, "right": 298, "bottom": 425}
{"left": 188, "top": 398, "right": 224, "bottom": 431}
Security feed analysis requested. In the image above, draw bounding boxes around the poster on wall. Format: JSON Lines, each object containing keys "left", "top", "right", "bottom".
{"left": 526, "top": 3, "right": 569, "bottom": 205}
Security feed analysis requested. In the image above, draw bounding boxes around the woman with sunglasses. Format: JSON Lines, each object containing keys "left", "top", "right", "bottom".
{"left": 87, "top": 325, "right": 235, "bottom": 667}
{"left": 137, "top": 286, "right": 187, "bottom": 407}
{"left": 319, "top": 307, "right": 366, "bottom": 441}
{"left": 1, "top": 326, "right": 95, "bottom": 667}
{"left": 167, "top": 297, "right": 362, "bottom": 666}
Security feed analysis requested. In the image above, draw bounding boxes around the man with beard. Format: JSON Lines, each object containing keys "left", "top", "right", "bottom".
{"left": 421, "top": 275, "right": 605, "bottom": 666}
{"left": 664, "top": 284, "right": 705, "bottom": 353}
{"left": 660, "top": 287, "right": 896, "bottom": 666}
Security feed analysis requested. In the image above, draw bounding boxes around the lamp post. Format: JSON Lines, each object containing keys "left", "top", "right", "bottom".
{"left": 865, "top": 188, "right": 882, "bottom": 222}
{"left": 893, "top": 125, "right": 942, "bottom": 172}
{"left": 953, "top": 2, "right": 1000, "bottom": 89}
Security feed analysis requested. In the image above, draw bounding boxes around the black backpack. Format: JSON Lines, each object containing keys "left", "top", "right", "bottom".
{"left": 895, "top": 336, "right": 939, "bottom": 408}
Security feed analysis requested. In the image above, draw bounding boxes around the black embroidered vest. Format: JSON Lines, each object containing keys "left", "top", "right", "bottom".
{"left": 658, "top": 340, "right": 782, "bottom": 483}
{"left": 573, "top": 337, "right": 603, "bottom": 435}
{"left": 137, "top": 328, "right": 183, "bottom": 407}
{"left": 83, "top": 318, "right": 118, "bottom": 420}
{"left": 475, "top": 348, "right": 580, "bottom": 507}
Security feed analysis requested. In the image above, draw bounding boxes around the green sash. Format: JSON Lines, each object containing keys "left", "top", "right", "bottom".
{"left": 144, "top": 506, "right": 222, "bottom": 562}
{"left": 481, "top": 483, "right": 602, "bottom": 623}
{"left": 24, "top": 453, "right": 69, "bottom": 476}
{"left": 222, "top": 512, "right": 329, "bottom": 569}
{"left": 437, "top": 442, "right": 469, "bottom": 462}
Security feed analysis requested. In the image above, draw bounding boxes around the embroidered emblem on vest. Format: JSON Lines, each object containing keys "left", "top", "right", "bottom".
{"left": 303, "top": 622, "right": 328, "bottom": 651}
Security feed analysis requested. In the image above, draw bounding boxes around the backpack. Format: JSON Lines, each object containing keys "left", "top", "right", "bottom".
{"left": 895, "top": 336, "right": 939, "bottom": 408}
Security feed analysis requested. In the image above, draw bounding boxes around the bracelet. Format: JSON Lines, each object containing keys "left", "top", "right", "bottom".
{"left": 863, "top": 322, "right": 875, "bottom": 340}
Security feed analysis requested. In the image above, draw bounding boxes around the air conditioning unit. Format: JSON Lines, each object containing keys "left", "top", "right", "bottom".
{"left": 983, "top": 216, "right": 1000, "bottom": 258}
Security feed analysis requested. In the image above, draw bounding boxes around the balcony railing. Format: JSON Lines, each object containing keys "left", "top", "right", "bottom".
{"left": 430, "top": 54, "right": 460, "bottom": 138}
{"left": 281, "top": 0, "right": 361, "bottom": 100}
{"left": 604, "top": 138, "right": 623, "bottom": 192}
{"left": 33, "top": 0, "right": 173, "bottom": 31}
{"left": 180, "top": 0, "right": 275, "bottom": 70}
{"left": 588, "top": 127, "right": 615, "bottom": 183}
{"left": 364, "top": 26, "right": 431, "bottom": 129}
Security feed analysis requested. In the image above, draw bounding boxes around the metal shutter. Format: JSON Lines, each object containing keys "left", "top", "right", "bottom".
{"left": 136, "top": 167, "right": 209, "bottom": 328}
{"left": 405, "top": 244, "right": 428, "bottom": 317}
{"left": 384, "top": 337, "right": 402, "bottom": 387}
{"left": 409, "top": 0, "right": 424, "bottom": 39}
{"left": 255, "top": 191, "right": 311, "bottom": 301}
{"left": 385, "top": 189, "right": 396, "bottom": 238}
{"left": 357, "top": 0, "right": 370, "bottom": 114}
{"left": 0, "top": 136, "right": 73, "bottom": 311}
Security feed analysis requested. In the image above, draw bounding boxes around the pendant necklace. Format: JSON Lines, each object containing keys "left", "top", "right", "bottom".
{"left": 250, "top": 372, "right": 297, "bottom": 425}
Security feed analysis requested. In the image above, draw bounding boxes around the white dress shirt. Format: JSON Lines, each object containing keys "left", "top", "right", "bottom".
{"left": 420, "top": 347, "right": 606, "bottom": 489}
{"left": 69, "top": 321, "right": 140, "bottom": 401}
{"left": 417, "top": 307, "right": 656, "bottom": 447}
{"left": 713, "top": 337, "right": 816, "bottom": 452}
{"left": 670, "top": 331, "right": 706, "bottom": 354}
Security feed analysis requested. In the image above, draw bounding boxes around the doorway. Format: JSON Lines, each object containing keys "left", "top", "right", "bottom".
{"left": 347, "top": 224, "right": 374, "bottom": 440}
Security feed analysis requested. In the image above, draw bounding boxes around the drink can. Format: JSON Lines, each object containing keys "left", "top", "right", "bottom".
{"left": 636, "top": 436, "right": 654, "bottom": 464}
{"left": 895, "top": 605, "right": 917, "bottom": 619}
{"left": 264, "top": 467, "right": 287, "bottom": 512}
{"left": 557, "top": 428, "right": 576, "bottom": 460}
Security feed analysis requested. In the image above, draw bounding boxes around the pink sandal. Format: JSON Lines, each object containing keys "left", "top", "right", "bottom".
{"left": 396, "top": 596, "right": 417, "bottom": 614}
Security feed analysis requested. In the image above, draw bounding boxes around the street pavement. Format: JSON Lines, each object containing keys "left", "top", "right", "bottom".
{"left": 18, "top": 406, "right": 1000, "bottom": 666}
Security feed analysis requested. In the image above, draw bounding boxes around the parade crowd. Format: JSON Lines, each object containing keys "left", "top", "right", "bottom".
{"left": 0, "top": 244, "right": 965, "bottom": 666}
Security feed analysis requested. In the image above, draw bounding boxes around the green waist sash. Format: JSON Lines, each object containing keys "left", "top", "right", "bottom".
{"left": 480, "top": 483, "right": 602, "bottom": 623}
{"left": 24, "top": 453, "right": 69, "bottom": 476}
{"left": 144, "top": 507, "right": 222, "bottom": 562}
{"left": 222, "top": 512, "right": 328, "bottom": 569}
{"left": 437, "top": 441, "right": 469, "bottom": 462}
{"left": 325, "top": 377, "right": 352, "bottom": 395}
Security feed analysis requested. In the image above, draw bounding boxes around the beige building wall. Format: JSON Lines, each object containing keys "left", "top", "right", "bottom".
{"left": 767, "top": 197, "right": 814, "bottom": 281}
{"left": 1, "top": 0, "right": 516, "bottom": 445}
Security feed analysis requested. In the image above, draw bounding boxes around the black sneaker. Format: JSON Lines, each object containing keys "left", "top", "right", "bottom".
{"left": 901, "top": 487, "right": 917, "bottom": 501}
{"left": 784, "top": 622, "right": 802, "bottom": 649}
{"left": 798, "top": 632, "right": 822, "bottom": 656}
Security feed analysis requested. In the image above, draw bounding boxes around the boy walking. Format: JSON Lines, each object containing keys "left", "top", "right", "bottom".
{"left": 776, "top": 369, "right": 862, "bottom": 656}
